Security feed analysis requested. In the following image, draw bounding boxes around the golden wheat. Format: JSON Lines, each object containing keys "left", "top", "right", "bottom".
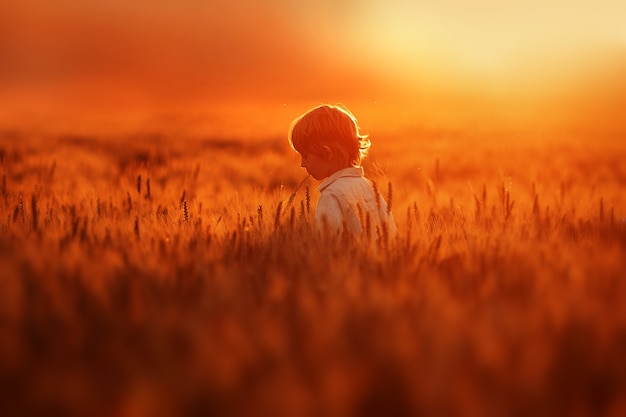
{"left": 0, "top": 131, "right": 624, "bottom": 417}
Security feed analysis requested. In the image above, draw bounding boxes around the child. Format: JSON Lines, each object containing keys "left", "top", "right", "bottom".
{"left": 288, "top": 104, "right": 397, "bottom": 240}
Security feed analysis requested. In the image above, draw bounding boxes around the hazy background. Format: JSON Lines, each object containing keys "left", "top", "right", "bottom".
{"left": 2, "top": 0, "right": 625, "bottom": 138}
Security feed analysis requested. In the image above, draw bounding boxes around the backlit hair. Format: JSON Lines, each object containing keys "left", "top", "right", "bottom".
{"left": 288, "top": 104, "right": 371, "bottom": 166}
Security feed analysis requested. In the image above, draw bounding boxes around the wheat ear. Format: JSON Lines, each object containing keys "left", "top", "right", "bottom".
{"left": 285, "top": 174, "right": 310, "bottom": 209}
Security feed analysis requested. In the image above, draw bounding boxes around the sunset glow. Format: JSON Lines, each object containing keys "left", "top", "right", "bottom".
{"left": 2, "top": 0, "right": 626, "bottom": 136}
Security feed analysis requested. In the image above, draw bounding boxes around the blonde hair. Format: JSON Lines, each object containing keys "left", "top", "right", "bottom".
{"left": 288, "top": 104, "right": 371, "bottom": 167}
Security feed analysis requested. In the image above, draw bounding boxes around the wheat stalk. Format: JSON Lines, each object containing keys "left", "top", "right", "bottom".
{"left": 257, "top": 205, "right": 263, "bottom": 229}
{"left": 134, "top": 216, "right": 140, "bottom": 239}
{"left": 372, "top": 181, "right": 381, "bottom": 211}
{"left": 274, "top": 201, "right": 283, "bottom": 230}
{"left": 285, "top": 174, "right": 310, "bottom": 210}
{"left": 31, "top": 195, "right": 38, "bottom": 233}
{"left": 145, "top": 178, "right": 151, "bottom": 200}
{"left": 183, "top": 201, "right": 189, "bottom": 222}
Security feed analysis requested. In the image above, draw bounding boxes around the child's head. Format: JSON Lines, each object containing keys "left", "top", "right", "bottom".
{"left": 288, "top": 104, "right": 371, "bottom": 171}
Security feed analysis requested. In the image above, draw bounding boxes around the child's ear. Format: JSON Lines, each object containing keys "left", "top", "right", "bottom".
{"left": 322, "top": 145, "right": 333, "bottom": 160}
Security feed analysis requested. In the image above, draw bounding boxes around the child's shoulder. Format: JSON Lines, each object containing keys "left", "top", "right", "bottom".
{"left": 323, "top": 170, "right": 371, "bottom": 195}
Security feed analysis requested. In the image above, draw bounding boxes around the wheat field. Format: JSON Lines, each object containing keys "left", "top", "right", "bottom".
{"left": 1, "top": 128, "right": 625, "bottom": 417}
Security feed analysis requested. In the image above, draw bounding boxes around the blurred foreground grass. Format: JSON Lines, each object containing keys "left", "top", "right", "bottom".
{"left": 1, "top": 129, "right": 625, "bottom": 417}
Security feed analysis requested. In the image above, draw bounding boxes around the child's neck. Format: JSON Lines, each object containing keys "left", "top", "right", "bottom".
{"left": 333, "top": 162, "right": 354, "bottom": 172}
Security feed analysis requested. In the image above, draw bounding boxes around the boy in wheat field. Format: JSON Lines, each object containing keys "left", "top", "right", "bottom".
{"left": 288, "top": 104, "right": 397, "bottom": 240}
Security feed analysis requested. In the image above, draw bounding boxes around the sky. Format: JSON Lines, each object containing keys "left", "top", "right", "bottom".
{"left": 1, "top": 0, "right": 625, "bottom": 137}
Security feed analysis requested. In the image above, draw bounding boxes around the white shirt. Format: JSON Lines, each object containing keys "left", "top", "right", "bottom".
{"left": 316, "top": 166, "right": 397, "bottom": 239}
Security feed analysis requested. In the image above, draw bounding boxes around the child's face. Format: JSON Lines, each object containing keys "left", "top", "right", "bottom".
{"left": 299, "top": 151, "right": 333, "bottom": 180}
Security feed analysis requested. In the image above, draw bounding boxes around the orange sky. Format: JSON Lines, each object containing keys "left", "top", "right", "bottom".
{"left": 1, "top": 0, "right": 625, "bottom": 137}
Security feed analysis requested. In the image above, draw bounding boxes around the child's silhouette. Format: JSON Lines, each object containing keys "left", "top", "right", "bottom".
{"left": 288, "top": 104, "right": 396, "bottom": 239}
